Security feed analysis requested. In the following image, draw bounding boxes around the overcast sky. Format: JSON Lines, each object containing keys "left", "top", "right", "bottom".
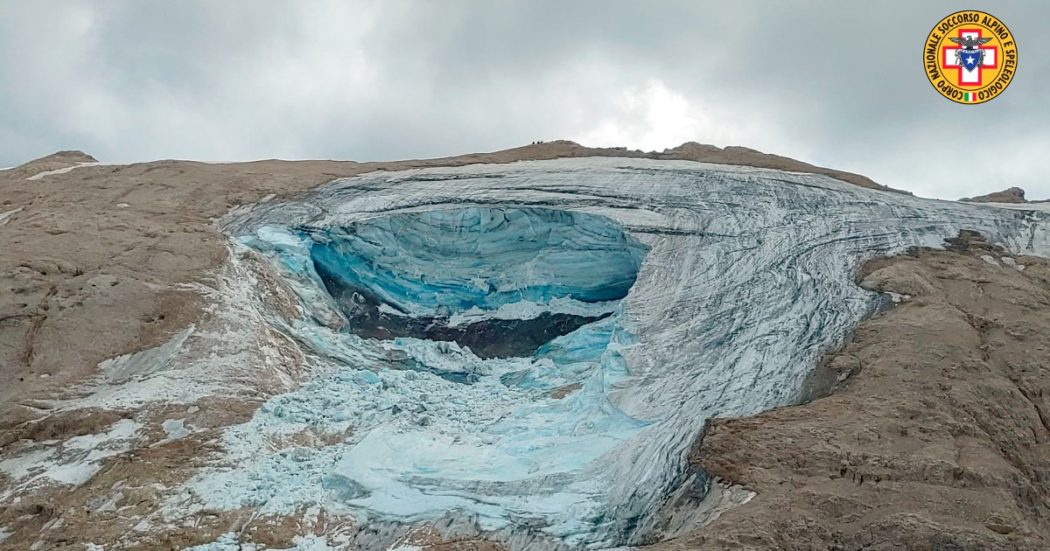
{"left": 1, "top": 1, "right": 1047, "bottom": 198}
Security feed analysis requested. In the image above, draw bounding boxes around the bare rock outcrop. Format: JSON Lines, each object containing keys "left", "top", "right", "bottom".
{"left": 961, "top": 186, "right": 1027, "bottom": 203}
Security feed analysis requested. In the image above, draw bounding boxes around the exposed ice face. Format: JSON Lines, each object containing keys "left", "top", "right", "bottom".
{"left": 304, "top": 207, "right": 647, "bottom": 358}
{"left": 189, "top": 158, "right": 1048, "bottom": 549}
{"left": 310, "top": 207, "right": 646, "bottom": 317}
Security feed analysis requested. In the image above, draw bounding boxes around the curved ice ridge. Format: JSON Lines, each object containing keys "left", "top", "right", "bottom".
{"left": 191, "top": 158, "right": 1049, "bottom": 549}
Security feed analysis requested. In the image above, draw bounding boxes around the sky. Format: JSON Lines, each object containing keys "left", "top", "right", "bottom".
{"left": 1, "top": 1, "right": 1047, "bottom": 199}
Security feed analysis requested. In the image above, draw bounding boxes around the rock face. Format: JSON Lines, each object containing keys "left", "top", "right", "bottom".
{"left": 652, "top": 232, "right": 1050, "bottom": 550}
{"left": 961, "top": 186, "right": 1028, "bottom": 203}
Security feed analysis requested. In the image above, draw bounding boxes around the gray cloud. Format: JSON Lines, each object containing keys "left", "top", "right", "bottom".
{"left": 1, "top": 0, "right": 1047, "bottom": 198}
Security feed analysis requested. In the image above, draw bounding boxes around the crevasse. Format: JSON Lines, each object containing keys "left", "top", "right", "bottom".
{"left": 184, "top": 158, "right": 1049, "bottom": 549}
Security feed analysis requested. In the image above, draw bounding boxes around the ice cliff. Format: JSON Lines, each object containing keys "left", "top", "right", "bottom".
{"left": 183, "top": 158, "right": 1047, "bottom": 549}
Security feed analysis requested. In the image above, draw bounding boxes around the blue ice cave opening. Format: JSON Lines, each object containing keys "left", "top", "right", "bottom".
{"left": 305, "top": 207, "right": 648, "bottom": 358}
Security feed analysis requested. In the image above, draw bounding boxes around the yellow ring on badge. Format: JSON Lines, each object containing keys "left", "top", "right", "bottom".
{"left": 923, "top": 10, "right": 1017, "bottom": 105}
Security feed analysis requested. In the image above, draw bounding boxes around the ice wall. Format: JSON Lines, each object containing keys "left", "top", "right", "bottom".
{"left": 301, "top": 208, "right": 646, "bottom": 359}
{"left": 310, "top": 207, "right": 646, "bottom": 316}
{"left": 192, "top": 158, "right": 1047, "bottom": 549}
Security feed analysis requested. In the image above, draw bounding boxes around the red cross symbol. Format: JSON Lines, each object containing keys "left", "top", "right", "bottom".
{"left": 942, "top": 28, "right": 998, "bottom": 87}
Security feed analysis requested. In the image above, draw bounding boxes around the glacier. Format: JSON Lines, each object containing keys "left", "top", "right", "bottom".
{"left": 182, "top": 158, "right": 1048, "bottom": 549}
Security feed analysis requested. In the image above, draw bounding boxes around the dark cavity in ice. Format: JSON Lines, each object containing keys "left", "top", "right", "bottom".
{"left": 307, "top": 207, "right": 647, "bottom": 358}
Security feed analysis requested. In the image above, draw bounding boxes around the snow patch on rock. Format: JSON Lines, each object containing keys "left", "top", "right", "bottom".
{"left": 0, "top": 419, "right": 141, "bottom": 499}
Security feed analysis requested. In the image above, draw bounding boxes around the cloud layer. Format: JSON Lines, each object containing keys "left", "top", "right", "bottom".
{"left": 2, "top": 1, "right": 1047, "bottom": 198}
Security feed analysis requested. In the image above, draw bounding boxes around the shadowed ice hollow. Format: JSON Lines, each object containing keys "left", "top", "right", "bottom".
{"left": 309, "top": 207, "right": 647, "bottom": 358}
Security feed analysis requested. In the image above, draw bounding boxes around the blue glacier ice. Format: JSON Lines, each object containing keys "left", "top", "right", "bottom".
{"left": 309, "top": 207, "right": 646, "bottom": 316}
{"left": 299, "top": 207, "right": 646, "bottom": 359}
{"left": 183, "top": 158, "right": 1050, "bottom": 549}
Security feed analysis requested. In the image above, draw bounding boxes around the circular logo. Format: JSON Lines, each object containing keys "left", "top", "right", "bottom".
{"left": 923, "top": 10, "right": 1018, "bottom": 104}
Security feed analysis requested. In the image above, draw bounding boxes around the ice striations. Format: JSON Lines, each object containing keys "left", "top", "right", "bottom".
{"left": 184, "top": 158, "right": 1048, "bottom": 549}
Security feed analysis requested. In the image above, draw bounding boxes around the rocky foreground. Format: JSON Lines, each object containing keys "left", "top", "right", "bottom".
{"left": 962, "top": 187, "right": 1030, "bottom": 204}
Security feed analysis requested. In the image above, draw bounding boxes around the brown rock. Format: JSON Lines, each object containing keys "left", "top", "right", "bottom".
{"left": 961, "top": 186, "right": 1027, "bottom": 203}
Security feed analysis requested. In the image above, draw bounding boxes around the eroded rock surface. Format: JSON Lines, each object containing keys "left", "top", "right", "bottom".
{"left": 962, "top": 186, "right": 1028, "bottom": 203}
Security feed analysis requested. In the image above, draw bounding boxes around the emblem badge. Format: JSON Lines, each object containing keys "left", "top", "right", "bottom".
{"left": 924, "top": 10, "right": 1017, "bottom": 104}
